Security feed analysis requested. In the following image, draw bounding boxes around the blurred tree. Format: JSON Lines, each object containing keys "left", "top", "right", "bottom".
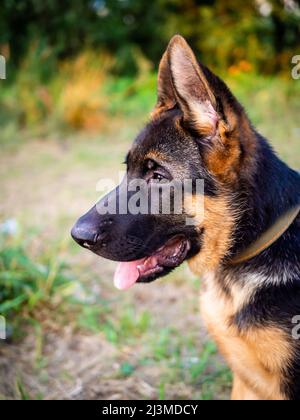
{"left": 0, "top": 1, "right": 99, "bottom": 66}
{"left": 0, "top": 0, "right": 299, "bottom": 77}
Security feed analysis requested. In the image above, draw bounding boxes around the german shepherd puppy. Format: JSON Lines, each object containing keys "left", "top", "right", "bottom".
{"left": 71, "top": 35, "right": 300, "bottom": 400}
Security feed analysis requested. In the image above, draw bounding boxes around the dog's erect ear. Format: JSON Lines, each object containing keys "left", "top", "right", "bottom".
{"left": 167, "top": 35, "right": 218, "bottom": 137}
{"left": 153, "top": 35, "right": 256, "bottom": 183}
{"left": 152, "top": 51, "right": 177, "bottom": 117}
{"left": 152, "top": 35, "right": 219, "bottom": 137}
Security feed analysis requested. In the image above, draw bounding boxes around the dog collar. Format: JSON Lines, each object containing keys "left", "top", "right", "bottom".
{"left": 229, "top": 204, "right": 300, "bottom": 265}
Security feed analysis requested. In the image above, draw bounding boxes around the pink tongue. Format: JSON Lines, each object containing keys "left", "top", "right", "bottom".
{"left": 114, "top": 258, "right": 145, "bottom": 290}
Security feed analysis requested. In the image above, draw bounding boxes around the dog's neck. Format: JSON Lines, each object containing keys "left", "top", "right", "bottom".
{"left": 226, "top": 133, "right": 300, "bottom": 277}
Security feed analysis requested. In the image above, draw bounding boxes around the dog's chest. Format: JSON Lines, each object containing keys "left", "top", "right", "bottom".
{"left": 200, "top": 273, "right": 246, "bottom": 362}
{"left": 200, "top": 272, "right": 286, "bottom": 400}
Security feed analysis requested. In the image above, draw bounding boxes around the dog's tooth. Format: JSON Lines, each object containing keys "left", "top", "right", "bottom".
{"left": 172, "top": 246, "right": 181, "bottom": 257}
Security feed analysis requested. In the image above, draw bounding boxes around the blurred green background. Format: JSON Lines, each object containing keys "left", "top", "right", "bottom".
{"left": 0, "top": 0, "right": 300, "bottom": 400}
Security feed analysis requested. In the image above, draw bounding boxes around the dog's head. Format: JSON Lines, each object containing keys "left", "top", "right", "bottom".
{"left": 71, "top": 35, "right": 257, "bottom": 289}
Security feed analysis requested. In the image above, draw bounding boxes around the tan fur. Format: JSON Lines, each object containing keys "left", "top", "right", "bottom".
{"left": 144, "top": 150, "right": 169, "bottom": 164}
{"left": 204, "top": 117, "right": 257, "bottom": 184}
{"left": 231, "top": 375, "right": 261, "bottom": 400}
{"left": 188, "top": 195, "right": 235, "bottom": 273}
{"left": 205, "top": 122, "right": 242, "bottom": 184}
{"left": 199, "top": 271, "right": 292, "bottom": 400}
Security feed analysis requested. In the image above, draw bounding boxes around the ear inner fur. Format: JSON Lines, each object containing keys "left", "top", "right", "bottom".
{"left": 151, "top": 51, "right": 177, "bottom": 119}
{"left": 167, "top": 35, "right": 218, "bottom": 137}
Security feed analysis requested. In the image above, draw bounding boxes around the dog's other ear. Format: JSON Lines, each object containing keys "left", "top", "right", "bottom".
{"left": 167, "top": 35, "right": 218, "bottom": 137}
{"left": 152, "top": 51, "right": 177, "bottom": 118}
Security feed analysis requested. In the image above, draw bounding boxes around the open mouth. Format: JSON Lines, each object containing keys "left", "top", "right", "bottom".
{"left": 114, "top": 235, "right": 190, "bottom": 290}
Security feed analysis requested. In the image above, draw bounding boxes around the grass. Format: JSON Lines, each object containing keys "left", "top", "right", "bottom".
{"left": 0, "top": 234, "right": 73, "bottom": 330}
{"left": 0, "top": 68, "right": 299, "bottom": 399}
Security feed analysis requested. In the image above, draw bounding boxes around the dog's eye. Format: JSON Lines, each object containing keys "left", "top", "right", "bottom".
{"left": 152, "top": 172, "right": 164, "bottom": 181}
{"left": 145, "top": 159, "right": 170, "bottom": 182}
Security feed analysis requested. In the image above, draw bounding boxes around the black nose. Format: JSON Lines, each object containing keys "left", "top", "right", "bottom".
{"left": 71, "top": 205, "right": 112, "bottom": 250}
{"left": 71, "top": 223, "right": 98, "bottom": 248}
